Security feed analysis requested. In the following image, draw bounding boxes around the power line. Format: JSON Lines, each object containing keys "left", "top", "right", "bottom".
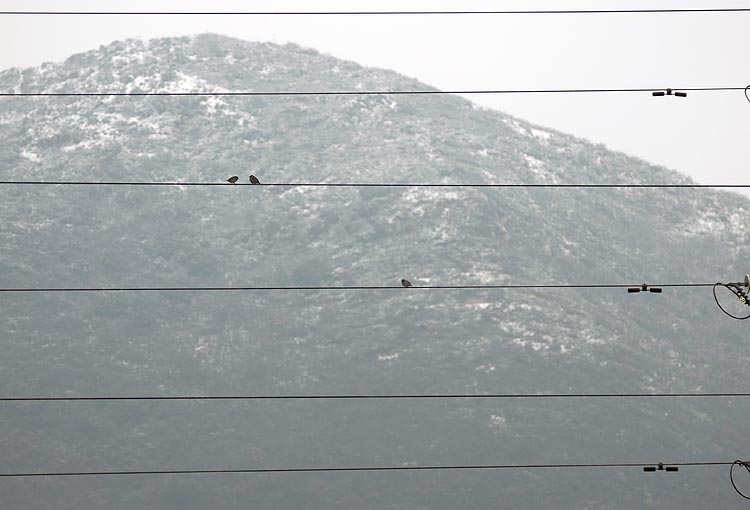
{"left": 0, "top": 283, "right": 718, "bottom": 293}
{"left": 2, "top": 392, "right": 749, "bottom": 402}
{"left": 0, "top": 460, "right": 733, "bottom": 478}
{"left": 1, "top": 8, "right": 749, "bottom": 15}
{"left": 2, "top": 181, "right": 750, "bottom": 189}
{"left": 0, "top": 86, "right": 742, "bottom": 98}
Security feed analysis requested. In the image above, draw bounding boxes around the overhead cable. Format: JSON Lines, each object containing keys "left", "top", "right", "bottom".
{"left": 0, "top": 460, "right": 733, "bottom": 478}
{"left": 2, "top": 181, "right": 750, "bottom": 189}
{"left": 0, "top": 282, "right": 719, "bottom": 293}
{"left": 1, "top": 8, "right": 749, "bottom": 15}
{"left": 2, "top": 392, "right": 749, "bottom": 402}
{"left": 0, "top": 86, "right": 743, "bottom": 98}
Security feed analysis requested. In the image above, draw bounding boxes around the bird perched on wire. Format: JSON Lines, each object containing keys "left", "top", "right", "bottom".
{"left": 249, "top": 175, "right": 260, "bottom": 185}
{"left": 226, "top": 176, "right": 239, "bottom": 184}
{"left": 401, "top": 279, "right": 412, "bottom": 288}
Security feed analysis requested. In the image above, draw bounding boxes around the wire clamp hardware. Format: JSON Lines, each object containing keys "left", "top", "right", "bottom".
{"left": 628, "top": 284, "right": 662, "bottom": 294}
{"left": 713, "top": 274, "right": 750, "bottom": 319}
{"left": 652, "top": 88, "right": 687, "bottom": 97}
{"left": 643, "top": 462, "right": 679, "bottom": 472}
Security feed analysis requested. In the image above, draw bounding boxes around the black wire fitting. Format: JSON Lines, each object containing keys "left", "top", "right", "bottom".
{"left": 643, "top": 462, "right": 679, "bottom": 472}
{"left": 628, "top": 284, "right": 662, "bottom": 293}
{"left": 652, "top": 88, "right": 687, "bottom": 97}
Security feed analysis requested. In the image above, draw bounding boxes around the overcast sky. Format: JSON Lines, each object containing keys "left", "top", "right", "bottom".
{"left": 1, "top": 0, "right": 748, "bottom": 193}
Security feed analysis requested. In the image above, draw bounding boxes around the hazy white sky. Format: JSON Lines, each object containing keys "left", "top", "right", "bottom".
{"left": 1, "top": 0, "right": 748, "bottom": 191}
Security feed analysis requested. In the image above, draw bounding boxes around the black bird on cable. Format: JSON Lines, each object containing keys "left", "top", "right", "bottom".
{"left": 226, "top": 176, "right": 239, "bottom": 184}
{"left": 401, "top": 279, "right": 412, "bottom": 288}
{"left": 249, "top": 175, "right": 261, "bottom": 185}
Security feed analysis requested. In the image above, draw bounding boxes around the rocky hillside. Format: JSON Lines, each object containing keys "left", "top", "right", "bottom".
{"left": 0, "top": 34, "right": 748, "bottom": 509}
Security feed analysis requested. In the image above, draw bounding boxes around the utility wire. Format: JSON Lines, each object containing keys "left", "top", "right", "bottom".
{"left": 1, "top": 8, "right": 749, "bottom": 15}
{"left": 2, "top": 181, "right": 750, "bottom": 189}
{"left": 0, "top": 283, "right": 718, "bottom": 293}
{"left": 0, "top": 87, "right": 743, "bottom": 97}
{"left": 0, "top": 460, "right": 733, "bottom": 478}
{"left": 2, "top": 392, "right": 749, "bottom": 402}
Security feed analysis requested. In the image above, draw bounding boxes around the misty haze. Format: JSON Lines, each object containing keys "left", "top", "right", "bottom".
{"left": 1, "top": 33, "right": 749, "bottom": 509}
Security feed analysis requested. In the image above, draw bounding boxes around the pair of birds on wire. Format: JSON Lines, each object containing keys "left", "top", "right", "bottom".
{"left": 227, "top": 175, "right": 260, "bottom": 184}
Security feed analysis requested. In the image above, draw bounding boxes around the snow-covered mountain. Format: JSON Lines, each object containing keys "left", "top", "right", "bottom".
{"left": 1, "top": 34, "right": 748, "bottom": 509}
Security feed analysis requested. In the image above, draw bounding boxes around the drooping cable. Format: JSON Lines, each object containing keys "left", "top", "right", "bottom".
{"left": 712, "top": 283, "right": 750, "bottom": 320}
{"left": 730, "top": 461, "right": 750, "bottom": 500}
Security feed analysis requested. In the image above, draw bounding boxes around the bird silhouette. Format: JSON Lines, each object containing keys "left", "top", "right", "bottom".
{"left": 401, "top": 279, "right": 412, "bottom": 288}
{"left": 249, "top": 175, "right": 260, "bottom": 185}
{"left": 226, "top": 176, "right": 239, "bottom": 184}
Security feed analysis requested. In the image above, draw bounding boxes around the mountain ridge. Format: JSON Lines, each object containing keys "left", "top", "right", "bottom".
{"left": 0, "top": 34, "right": 748, "bottom": 509}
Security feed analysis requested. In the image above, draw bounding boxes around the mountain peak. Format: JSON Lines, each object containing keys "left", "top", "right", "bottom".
{"left": 0, "top": 34, "right": 715, "bottom": 192}
{"left": 1, "top": 34, "right": 749, "bottom": 509}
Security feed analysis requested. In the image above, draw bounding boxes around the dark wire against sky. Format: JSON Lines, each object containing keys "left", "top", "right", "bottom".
{"left": 1, "top": 8, "right": 749, "bottom": 15}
